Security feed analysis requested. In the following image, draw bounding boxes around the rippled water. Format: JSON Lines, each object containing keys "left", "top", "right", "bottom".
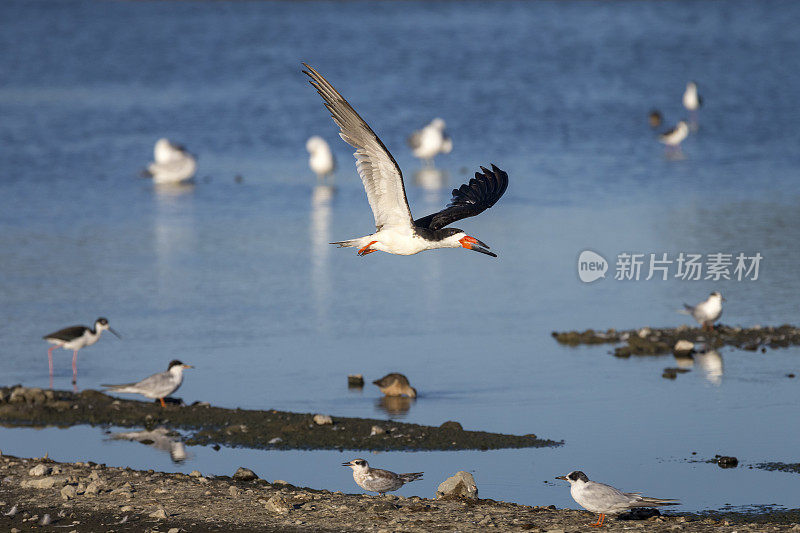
{"left": 1, "top": 0, "right": 799, "bottom": 512}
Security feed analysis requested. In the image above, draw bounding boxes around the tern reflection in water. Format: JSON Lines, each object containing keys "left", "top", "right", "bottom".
{"left": 108, "top": 427, "right": 189, "bottom": 463}
{"left": 672, "top": 350, "right": 724, "bottom": 386}
{"left": 310, "top": 184, "right": 334, "bottom": 330}
{"left": 375, "top": 395, "right": 416, "bottom": 418}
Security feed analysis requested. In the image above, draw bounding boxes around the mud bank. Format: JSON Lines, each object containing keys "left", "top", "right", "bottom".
{"left": 552, "top": 324, "right": 800, "bottom": 357}
{"left": 0, "top": 386, "right": 560, "bottom": 452}
{"left": 1, "top": 455, "right": 798, "bottom": 532}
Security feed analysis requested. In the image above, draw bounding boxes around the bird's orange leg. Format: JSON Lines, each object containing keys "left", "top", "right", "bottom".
{"left": 159, "top": 398, "right": 166, "bottom": 408}
{"left": 358, "top": 241, "right": 378, "bottom": 256}
{"left": 589, "top": 513, "right": 605, "bottom": 527}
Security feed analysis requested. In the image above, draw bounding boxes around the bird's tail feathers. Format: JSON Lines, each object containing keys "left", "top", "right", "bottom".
{"left": 632, "top": 495, "right": 680, "bottom": 507}
{"left": 330, "top": 239, "right": 359, "bottom": 248}
{"left": 678, "top": 304, "right": 694, "bottom": 315}
{"left": 102, "top": 383, "right": 138, "bottom": 392}
{"left": 399, "top": 472, "right": 423, "bottom": 483}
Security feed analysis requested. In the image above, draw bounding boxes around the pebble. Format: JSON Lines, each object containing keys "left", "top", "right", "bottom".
{"left": 168, "top": 528, "right": 181, "bottom": 533}
{"left": 436, "top": 471, "right": 478, "bottom": 500}
{"left": 149, "top": 507, "right": 168, "bottom": 519}
{"left": 189, "top": 470, "right": 202, "bottom": 477}
{"left": 313, "top": 414, "right": 333, "bottom": 425}
{"left": 347, "top": 374, "right": 364, "bottom": 387}
{"left": 268, "top": 437, "right": 282, "bottom": 444}
{"left": 232, "top": 467, "right": 258, "bottom": 481}
{"left": 264, "top": 494, "right": 291, "bottom": 514}
{"left": 60, "top": 485, "right": 77, "bottom": 500}
{"left": 28, "top": 464, "right": 52, "bottom": 477}
{"left": 21, "top": 476, "right": 66, "bottom": 489}
{"left": 228, "top": 485, "right": 240, "bottom": 497}
{"left": 673, "top": 339, "right": 695, "bottom": 355}
{"left": 40, "top": 513, "right": 51, "bottom": 525}
{"left": 370, "top": 425, "right": 386, "bottom": 436}
{"left": 85, "top": 480, "right": 104, "bottom": 494}
{"left": 120, "top": 505, "right": 134, "bottom": 512}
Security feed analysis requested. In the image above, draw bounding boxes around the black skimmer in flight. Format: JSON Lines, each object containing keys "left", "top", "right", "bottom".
{"left": 43, "top": 317, "right": 120, "bottom": 387}
{"left": 303, "top": 63, "right": 508, "bottom": 258}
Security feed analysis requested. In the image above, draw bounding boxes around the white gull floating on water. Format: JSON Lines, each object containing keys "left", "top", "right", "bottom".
{"left": 144, "top": 138, "right": 197, "bottom": 184}
{"left": 306, "top": 135, "right": 336, "bottom": 182}
{"left": 407, "top": 117, "right": 452, "bottom": 166}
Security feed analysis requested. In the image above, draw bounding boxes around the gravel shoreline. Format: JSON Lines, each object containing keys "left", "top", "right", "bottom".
{"left": 2, "top": 454, "right": 799, "bottom": 532}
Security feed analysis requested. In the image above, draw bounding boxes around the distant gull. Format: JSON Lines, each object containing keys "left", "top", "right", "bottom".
{"left": 43, "top": 317, "right": 120, "bottom": 386}
{"left": 306, "top": 135, "right": 336, "bottom": 182}
{"left": 342, "top": 459, "right": 423, "bottom": 496}
{"left": 144, "top": 138, "right": 197, "bottom": 184}
{"left": 682, "top": 81, "right": 702, "bottom": 128}
{"left": 556, "top": 470, "right": 678, "bottom": 527}
{"left": 103, "top": 359, "right": 192, "bottom": 407}
{"left": 659, "top": 121, "right": 689, "bottom": 156}
{"left": 303, "top": 63, "right": 508, "bottom": 257}
{"left": 680, "top": 291, "right": 724, "bottom": 331}
{"left": 407, "top": 118, "right": 452, "bottom": 166}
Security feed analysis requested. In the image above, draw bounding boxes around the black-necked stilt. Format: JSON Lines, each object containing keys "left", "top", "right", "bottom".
{"left": 102, "top": 359, "right": 192, "bottom": 408}
{"left": 555, "top": 471, "right": 678, "bottom": 528}
{"left": 407, "top": 118, "right": 452, "bottom": 166}
{"left": 342, "top": 459, "right": 423, "bottom": 496}
{"left": 303, "top": 63, "right": 508, "bottom": 258}
{"left": 680, "top": 291, "right": 724, "bottom": 331}
{"left": 43, "top": 317, "right": 120, "bottom": 386}
{"left": 306, "top": 135, "right": 336, "bottom": 183}
{"left": 683, "top": 81, "right": 702, "bottom": 129}
{"left": 659, "top": 121, "right": 689, "bottom": 156}
{"left": 372, "top": 373, "right": 417, "bottom": 398}
{"left": 648, "top": 109, "right": 663, "bottom": 129}
{"left": 143, "top": 138, "right": 197, "bottom": 184}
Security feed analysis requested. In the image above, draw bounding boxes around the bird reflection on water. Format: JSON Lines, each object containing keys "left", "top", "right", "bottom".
{"left": 375, "top": 396, "right": 416, "bottom": 418}
{"left": 108, "top": 427, "right": 189, "bottom": 463}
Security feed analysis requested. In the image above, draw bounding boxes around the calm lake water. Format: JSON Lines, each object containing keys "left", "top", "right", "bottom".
{"left": 1, "top": 0, "right": 799, "bottom": 512}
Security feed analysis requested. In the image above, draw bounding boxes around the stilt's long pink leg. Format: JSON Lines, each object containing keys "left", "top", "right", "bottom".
{"left": 72, "top": 351, "right": 78, "bottom": 384}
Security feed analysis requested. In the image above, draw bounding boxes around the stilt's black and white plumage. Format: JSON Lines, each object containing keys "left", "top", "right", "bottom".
{"left": 43, "top": 317, "right": 120, "bottom": 386}
{"left": 303, "top": 63, "right": 508, "bottom": 257}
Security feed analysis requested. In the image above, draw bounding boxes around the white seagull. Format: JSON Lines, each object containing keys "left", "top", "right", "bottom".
{"left": 303, "top": 63, "right": 508, "bottom": 258}
{"left": 680, "top": 291, "right": 724, "bottom": 331}
{"left": 306, "top": 135, "right": 336, "bottom": 182}
{"left": 43, "top": 317, "right": 121, "bottom": 386}
{"left": 103, "top": 359, "right": 192, "bottom": 407}
{"left": 682, "top": 81, "right": 702, "bottom": 126}
{"left": 556, "top": 471, "right": 678, "bottom": 527}
{"left": 659, "top": 121, "right": 689, "bottom": 155}
{"left": 408, "top": 118, "right": 452, "bottom": 166}
{"left": 342, "top": 459, "right": 423, "bottom": 496}
{"left": 145, "top": 138, "right": 197, "bottom": 184}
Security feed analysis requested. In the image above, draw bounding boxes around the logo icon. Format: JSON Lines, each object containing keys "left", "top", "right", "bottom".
{"left": 578, "top": 250, "right": 608, "bottom": 283}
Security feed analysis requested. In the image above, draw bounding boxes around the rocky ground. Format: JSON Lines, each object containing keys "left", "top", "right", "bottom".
{"left": 0, "top": 387, "right": 560, "bottom": 452}
{"left": 1, "top": 454, "right": 799, "bottom": 533}
{"left": 552, "top": 324, "right": 800, "bottom": 358}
